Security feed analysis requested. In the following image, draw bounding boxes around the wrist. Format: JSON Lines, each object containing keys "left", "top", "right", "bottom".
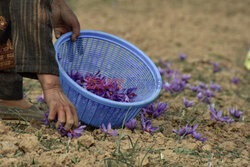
{"left": 37, "top": 74, "right": 62, "bottom": 91}
{"left": 52, "top": 0, "right": 66, "bottom": 8}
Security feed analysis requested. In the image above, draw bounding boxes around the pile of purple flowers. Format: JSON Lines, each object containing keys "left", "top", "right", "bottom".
{"left": 173, "top": 124, "right": 207, "bottom": 142}
{"left": 68, "top": 70, "right": 137, "bottom": 102}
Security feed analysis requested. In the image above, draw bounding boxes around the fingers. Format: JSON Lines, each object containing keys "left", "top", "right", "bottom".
{"left": 71, "top": 105, "right": 79, "bottom": 128}
{"left": 71, "top": 19, "right": 80, "bottom": 42}
{"left": 54, "top": 30, "right": 62, "bottom": 39}
{"left": 48, "top": 105, "right": 57, "bottom": 122}
{"left": 55, "top": 106, "right": 66, "bottom": 129}
{"left": 64, "top": 105, "right": 74, "bottom": 131}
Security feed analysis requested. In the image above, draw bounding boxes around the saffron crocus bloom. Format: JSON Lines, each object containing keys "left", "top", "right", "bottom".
{"left": 192, "top": 132, "right": 208, "bottom": 142}
{"left": 210, "top": 82, "right": 221, "bottom": 92}
{"left": 67, "top": 123, "right": 86, "bottom": 138}
{"left": 173, "top": 124, "right": 198, "bottom": 137}
{"left": 163, "top": 79, "right": 187, "bottom": 93}
{"left": 231, "top": 78, "right": 239, "bottom": 84}
{"left": 100, "top": 123, "right": 118, "bottom": 136}
{"left": 41, "top": 111, "right": 49, "bottom": 126}
{"left": 199, "top": 82, "right": 208, "bottom": 90}
{"left": 152, "top": 102, "right": 168, "bottom": 118}
{"left": 190, "top": 85, "right": 201, "bottom": 92}
{"left": 141, "top": 114, "right": 158, "bottom": 134}
{"left": 197, "top": 92, "right": 203, "bottom": 100}
{"left": 208, "top": 104, "right": 234, "bottom": 123}
{"left": 162, "top": 82, "right": 173, "bottom": 93}
{"left": 205, "top": 89, "right": 215, "bottom": 97}
{"left": 202, "top": 97, "right": 211, "bottom": 104}
{"left": 142, "top": 102, "right": 168, "bottom": 118}
{"left": 36, "top": 95, "right": 45, "bottom": 103}
{"left": 181, "top": 74, "right": 191, "bottom": 82}
{"left": 229, "top": 107, "right": 243, "bottom": 119}
{"left": 158, "top": 67, "right": 167, "bottom": 75}
{"left": 211, "top": 62, "right": 220, "bottom": 73}
{"left": 126, "top": 88, "right": 137, "bottom": 102}
{"left": 125, "top": 119, "right": 137, "bottom": 130}
{"left": 183, "top": 98, "right": 194, "bottom": 108}
{"left": 179, "top": 53, "right": 187, "bottom": 61}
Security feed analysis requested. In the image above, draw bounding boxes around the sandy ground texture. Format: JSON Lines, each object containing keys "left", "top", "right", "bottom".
{"left": 0, "top": 0, "right": 250, "bottom": 166}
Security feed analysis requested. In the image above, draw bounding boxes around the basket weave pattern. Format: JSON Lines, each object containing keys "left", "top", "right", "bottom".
{"left": 55, "top": 30, "right": 162, "bottom": 127}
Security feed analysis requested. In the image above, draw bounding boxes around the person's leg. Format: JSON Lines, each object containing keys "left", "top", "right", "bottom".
{"left": 0, "top": 0, "right": 31, "bottom": 108}
{"left": 0, "top": 70, "right": 23, "bottom": 100}
{"left": 9, "top": 0, "right": 78, "bottom": 129}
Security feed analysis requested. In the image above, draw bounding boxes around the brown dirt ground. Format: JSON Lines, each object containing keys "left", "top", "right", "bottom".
{"left": 0, "top": 0, "right": 250, "bottom": 166}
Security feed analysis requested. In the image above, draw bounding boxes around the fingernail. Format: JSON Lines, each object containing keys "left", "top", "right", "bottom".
{"left": 71, "top": 35, "right": 76, "bottom": 41}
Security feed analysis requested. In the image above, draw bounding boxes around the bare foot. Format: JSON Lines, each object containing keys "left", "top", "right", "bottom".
{"left": 37, "top": 74, "right": 79, "bottom": 130}
{"left": 0, "top": 99, "right": 32, "bottom": 109}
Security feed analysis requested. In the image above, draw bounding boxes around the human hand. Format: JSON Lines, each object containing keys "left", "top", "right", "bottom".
{"left": 37, "top": 74, "right": 79, "bottom": 130}
{"left": 52, "top": 0, "right": 80, "bottom": 41}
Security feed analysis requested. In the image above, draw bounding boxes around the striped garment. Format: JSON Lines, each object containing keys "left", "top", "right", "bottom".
{"left": 0, "top": 0, "right": 59, "bottom": 100}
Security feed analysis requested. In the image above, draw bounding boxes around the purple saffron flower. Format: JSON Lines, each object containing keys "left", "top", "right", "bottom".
{"left": 231, "top": 78, "right": 239, "bottom": 84}
{"left": 181, "top": 74, "right": 191, "bottom": 82}
{"left": 164, "top": 79, "right": 187, "bottom": 93}
{"left": 229, "top": 107, "right": 243, "bottom": 119}
{"left": 202, "top": 97, "right": 211, "bottom": 104}
{"left": 173, "top": 124, "right": 198, "bottom": 137}
{"left": 125, "top": 119, "right": 137, "bottom": 130}
{"left": 210, "top": 82, "right": 221, "bottom": 92}
{"left": 41, "top": 110, "right": 85, "bottom": 138}
{"left": 41, "top": 111, "right": 49, "bottom": 126}
{"left": 179, "top": 53, "right": 187, "bottom": 61}
{"left": 208, "top": 104, "right": 234, "bottom": 123}
{"left": 162, "top": 82, "right": 173, "bottom": 93}
{"left": 142, "top": 102, "right": 168, "bottom": 118}
{"left": 67, "top": 123, "right": 86, "bottom": 138}
{"left": 141, "top": 114, "right": 158, "bottom": 134}
{"left": 190, "top": 85, "right": 201, "bottom": 92}
{"left": 192, "top": 132, "right": 208, "bottom": 142}
{"left": 211, "top": 62, "right": 220, "bottom": 73}
{"left": 158, "top": 67, "right": 167, "bottom": 75}
{"left": 205, "top": 89, "right": 215, "bottom": 97}
{"left": 199, "top": 82, "right": 208, "bottom": 90}
{"left": 183, "top": 98, "right": 194, "bottom": 108}
{"left": 23, "top": 94, "right": 29, "bottom": 99}
{"left": 68, "top": 70, "right": 85, "bottom": 86}
{"left": 197, "top": 92, "right": 203, "bottom": 100}
{"left": 36, "top": 95, "right": 46, "bottom": 103}
{"left": 126, "top": 88, "right": 137, "bottom": 102}
{"left": 100, "top": 123, "right": 118, "bottom": 136}
{"left": 58, "top": 123, "right": 68, "bottom": 136}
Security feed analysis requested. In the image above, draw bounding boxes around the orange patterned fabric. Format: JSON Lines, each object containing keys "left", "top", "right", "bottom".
{"left": 0, "top": 39, "right": 15, "bottom": 70}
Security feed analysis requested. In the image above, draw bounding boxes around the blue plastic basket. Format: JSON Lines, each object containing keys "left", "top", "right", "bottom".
{"left": 54, "top": 30, "right": 162, "bottom": 128}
